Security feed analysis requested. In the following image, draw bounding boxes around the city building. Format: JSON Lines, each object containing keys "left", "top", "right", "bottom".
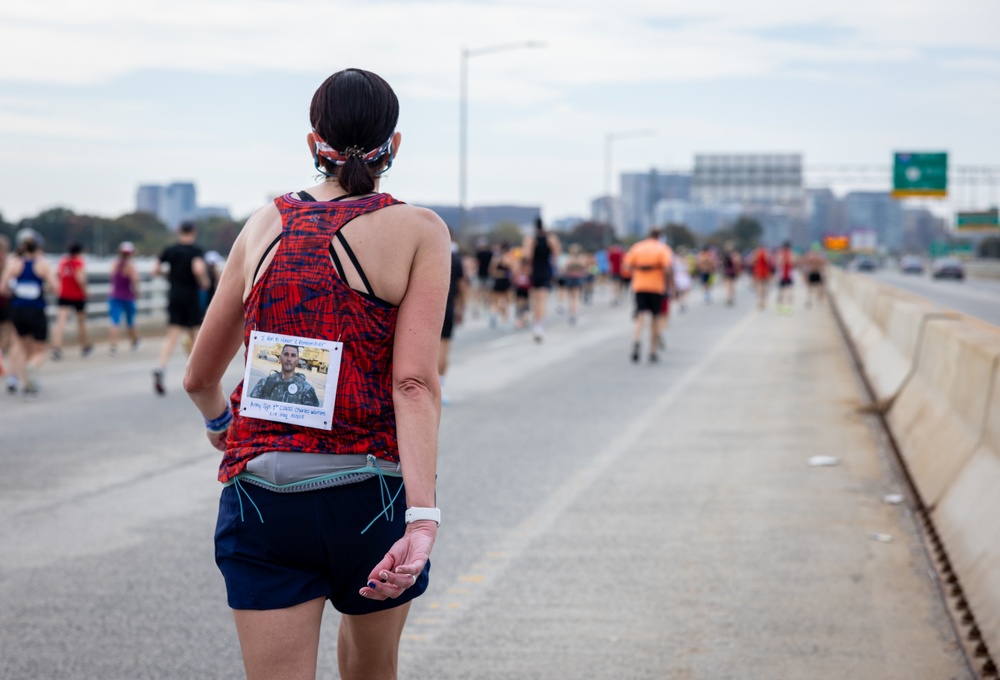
{"left": 902, "top": 206, "right": 948, "bottom": 252}
{"left": 136, "top": 185, "right": 164, "bottom": 217}
{"left": 806, "top": 188, "right": 844, "bottom": 245}
{"left": 653, "top": 199, "right": 742, "bottom": 238}
{"left": 619, "top": 170, "right": 692, "bottom": 239}
{"left": 843, "top": 191, "right": 904, "bottom": 252}
{"left": 136, "top": 181, "right": 228, "bottom": 229}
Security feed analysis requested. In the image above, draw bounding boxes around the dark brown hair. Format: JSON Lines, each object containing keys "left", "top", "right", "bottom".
{"left": 310, "top": 69, "right": 399, "bottom": 196}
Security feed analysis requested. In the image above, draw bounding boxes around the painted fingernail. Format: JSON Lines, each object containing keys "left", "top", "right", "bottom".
{"left": 380, "top": 571, "right": 389, "bottom": 581}
{"left": 367, "top": 581, "right": 377, "bottom": 589}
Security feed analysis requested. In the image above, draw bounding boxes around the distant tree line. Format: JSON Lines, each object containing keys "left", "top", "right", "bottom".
{"left": 0, "top": 208, "right": 247, "bottom": 258}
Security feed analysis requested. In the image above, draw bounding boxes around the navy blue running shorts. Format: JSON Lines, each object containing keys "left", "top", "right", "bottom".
{"left": 215, "top": 475, "right": 430, "bottom": 614}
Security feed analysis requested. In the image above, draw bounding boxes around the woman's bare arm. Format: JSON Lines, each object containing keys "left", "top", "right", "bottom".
{"left": 183, "top": 230, "right": 250, "bottom": 450}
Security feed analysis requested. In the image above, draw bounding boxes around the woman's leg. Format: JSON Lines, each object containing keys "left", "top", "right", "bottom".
{"left": 75, "top": 308, "right": 91, "bottom": 349}
{"left": 338, "top": 603, "right": 412, "bottom": 680}
{"left": 232, "top": 597, "right": 326, "bottom": 680}
{"left": 51, "top": 306, "right": 68, "bottom": 354}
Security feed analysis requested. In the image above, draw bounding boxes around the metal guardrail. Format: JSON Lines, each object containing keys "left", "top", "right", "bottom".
{"left": 41, "top": 257, "right": 170, "bottom": 322}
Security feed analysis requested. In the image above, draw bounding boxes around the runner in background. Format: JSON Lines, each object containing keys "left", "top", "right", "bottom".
{"left": 153, "top": 221, "right": 210, "bottom": 395}
{"left": 513, "top": 257, "right": 532, "bottom": 330}
{"left": 473, "top": 237, "right": 493, "bottom": 319}
{"left": 695, "top": 246, "right": 717, "bottom": 305}
{"left": 523, "top": 217, "right": 561, "bottom": 342}
{"left": 107, "top": 241, "right": 141, "bottom": 356}
{"left": 750, "top": 244, "right": 774, "bottom": 311}
{"left": 561, "top": 243, "right": 588, "bottom": 325}
{"left": 488, "top": 242, "right": 514, "bottom": 331}
{"left": 439, "top": 241, "right": 467, "bottom": 405}
{"left": 0, "top": 235, "right": 12, "bottom": 379}
{"left": 721, "top": 241, "right": 742, "bottom": 307}
{"left": 50, "top": 242, "right": 93, "bottom": 360}
{"left": 801, "top": 243, "right": 828, "bottom": 308}
{"left": 0, "top": 229, "right": 57, "bottom": 397}
{"left": 607, "top": 242, "right": 625, "bottom": 306}
{"left": 623, "top": 228, "right": 672, "bottom": 364}
{"left": 672, "top": 246, "right": 693, "bottom": 313}
{"left": 775, "top": 241, "right": 796, "bottom": 314}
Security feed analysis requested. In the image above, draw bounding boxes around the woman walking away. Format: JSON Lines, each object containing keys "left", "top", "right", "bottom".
{"left": 523, "top": 216, "right": 561, "bottom": 342}
{"left": 0, "top": 229, "right": 57, "bottom": 397}
{"left": 108, "top": 241, "right": 141, "bottom": 355}
{"left": 50, "top": 241, "right": 92, "bottom": 359}
{"left": 562, "top": 243, "right": 588, "bottom": 325}
{"left": 183, "top": 68, "right": 448, "bottom": 680}
{"left": 751, "top": 244, "right": 774, "bottom": 311}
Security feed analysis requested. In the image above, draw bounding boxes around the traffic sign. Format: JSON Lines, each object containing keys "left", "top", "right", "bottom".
{"left": 956, "top": 208, "right": 999, "bottom": 231}
{"left": 822, "top": 234, "right": 850, "bottom": 251}
{"left": 892, "top": 152, "right": 947, "bottom": 198}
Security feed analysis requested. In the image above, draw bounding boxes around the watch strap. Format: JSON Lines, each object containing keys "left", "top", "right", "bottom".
{"left": 405, "top": 507, "right": 441, "bottom": 525}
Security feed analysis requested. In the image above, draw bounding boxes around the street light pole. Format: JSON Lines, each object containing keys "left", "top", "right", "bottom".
{"left": 459, "top": 40, "right": 544, "bottom": 238}
{"left": 603, "top": 129, "right": 655, "bottom": 234}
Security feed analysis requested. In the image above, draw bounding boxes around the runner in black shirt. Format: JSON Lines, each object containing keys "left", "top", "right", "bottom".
{"left": 153, "top": 221, "right": 209, "bottom": 394}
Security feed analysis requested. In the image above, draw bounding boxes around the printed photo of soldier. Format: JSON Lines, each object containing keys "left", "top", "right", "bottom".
{"left": 248, "top": 344, "right": 321, "bottom": 406}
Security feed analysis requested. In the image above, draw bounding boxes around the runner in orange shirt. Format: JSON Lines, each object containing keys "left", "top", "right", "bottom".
{"left": 622, "top": 228, "right": 673, "bottom": 364}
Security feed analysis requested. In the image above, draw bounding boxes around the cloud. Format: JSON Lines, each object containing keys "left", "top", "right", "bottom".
{"left": 2, "top": 0, "right": 996, "bottom": 90}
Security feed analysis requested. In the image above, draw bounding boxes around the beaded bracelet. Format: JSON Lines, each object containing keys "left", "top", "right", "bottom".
{"left": 204, "top": 407, "right": 233, "bottom": 433}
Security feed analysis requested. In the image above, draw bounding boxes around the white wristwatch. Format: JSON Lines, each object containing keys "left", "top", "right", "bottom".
{"left": 405, "top": 507, "right": 441, "bottom": 525}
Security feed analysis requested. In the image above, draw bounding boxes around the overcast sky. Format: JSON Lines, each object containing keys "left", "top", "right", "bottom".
{"left": 1, "top": 0, "right": 998, "bottom": 224}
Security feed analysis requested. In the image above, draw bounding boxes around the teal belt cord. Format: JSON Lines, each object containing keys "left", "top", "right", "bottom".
{"left": 233, "top": 477, "right": 264, "bottom": 524}
{"left": 360, "top": 454, "right": 404, "bottom": 534}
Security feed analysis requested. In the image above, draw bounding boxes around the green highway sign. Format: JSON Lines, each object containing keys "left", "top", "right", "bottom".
{"left": 892, "top": 152, "right": 948, "bottom": 198}
{"left": 929, "top": 241, "right": 975, "bottom": 258}
{"left": 956, "top": 208, "right": 999, "bottom": 231}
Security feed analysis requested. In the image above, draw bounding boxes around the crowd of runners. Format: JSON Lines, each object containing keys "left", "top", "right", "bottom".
{"left": 0, "top": 216, "right": 829, "bottom": 398}
{"left": 461, "top": 227, "right": 829, "bottom": 363}
{"left": 0, "top": 223, "right": 222, "bottom": 398}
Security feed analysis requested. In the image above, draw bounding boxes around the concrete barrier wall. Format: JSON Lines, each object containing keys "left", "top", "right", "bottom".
{"left": 828, "top": 267, "right": 1000, "bottom": 661}
{"left": 966, "top": 259, "right": 1000, "bottom": 281}
{"left": 934, "top": 366, "right": 1000, "bottom": 658}
{"left": 827, "top": 269, "right": 958, "bottom": 404}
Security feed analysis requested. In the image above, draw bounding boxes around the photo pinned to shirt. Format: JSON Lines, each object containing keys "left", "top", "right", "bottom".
{"left": 241, "top": 330, "right": 343, "bottom": 430}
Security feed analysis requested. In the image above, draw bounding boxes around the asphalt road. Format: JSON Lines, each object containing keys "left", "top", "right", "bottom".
{"left": 867, "top": 269, "right": 1000, "bottom": 328}
{"left": 0, "top": 282, "right": 971, "bottom": 679}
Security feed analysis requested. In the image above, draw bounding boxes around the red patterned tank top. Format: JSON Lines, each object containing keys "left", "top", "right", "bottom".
{"left": 219, "top": 192, "right": 402, "bottom": 483}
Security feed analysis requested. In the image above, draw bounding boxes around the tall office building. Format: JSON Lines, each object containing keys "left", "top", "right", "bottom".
{"left": 619, "top": 170, "right": 693, "bottom": 238}
{"left": 135, "top": 181, "right": 200, "bottom": 229}
{"left": 164, "top": 182, "right": 197, "bottom": 230}
{"left": 136, "top": 185, "right": 164, "bottom": 217}
{"left": 806, "top": 188, "right": 844, "bottom": 244}
{"left": 843, "top": 191, "right": 903, "bottom": 251}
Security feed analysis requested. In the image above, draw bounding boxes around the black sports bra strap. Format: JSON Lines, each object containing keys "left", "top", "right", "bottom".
{"left": 334, "top": 231, "right": 374, "bottom": 297}
{"left": 253, "top": 233, "right": 283, "bottom": 283}
{"left": 297, "top": 190, "right": 352, "bottom": 202}
{"left": 328, "top": 243, "right": 350, "bottom": 283}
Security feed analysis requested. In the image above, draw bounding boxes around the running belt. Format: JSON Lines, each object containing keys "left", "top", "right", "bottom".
{"left": 235, "top": 452, "right": 402, "bottom": 493}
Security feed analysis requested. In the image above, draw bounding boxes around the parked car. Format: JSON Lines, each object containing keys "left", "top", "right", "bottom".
{"left": 854, "top": 255, "right": 878, "bottom": 272}
{"left": 931, "top": 257, "right": 965, "bottom": 280}
{"left": 899, "top": 255, "right": 925, "bottom": 275}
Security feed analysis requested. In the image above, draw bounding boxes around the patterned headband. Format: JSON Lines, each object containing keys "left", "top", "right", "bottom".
{"left": 313, "top": 132, "right": 394, "bottom": 167}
